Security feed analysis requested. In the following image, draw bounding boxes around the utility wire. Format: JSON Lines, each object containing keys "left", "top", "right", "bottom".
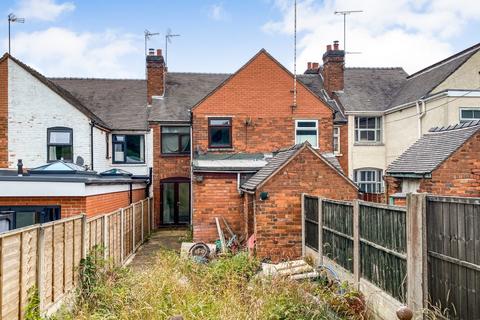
{"left": 293, "top": 0, "right": 297, "bottom": 108}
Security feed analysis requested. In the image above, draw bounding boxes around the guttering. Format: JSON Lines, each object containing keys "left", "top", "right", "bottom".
{"left": 386, "top": 172, "right": 432, "bottom": 179}
{"left": 90, "top": 122, "right": 94, "bottom": 170}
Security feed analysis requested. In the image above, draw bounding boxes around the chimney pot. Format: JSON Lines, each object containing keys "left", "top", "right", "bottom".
{"left": 327, "top": 44, "right": 332, "bottom": 51}
{"left": 312, "top": 62, "right": 319, "bottom": 69}
{"left": 156, "top": 49, "right": 162, "bottom": 56}
{"left": 17, "top": 159, "right": 23, "bottom": 176}
{"left": 333, "top": 40, "right": 339, "bottom": 50}
{"left": 307, "top": 62, "right": 312, "bottom": 69}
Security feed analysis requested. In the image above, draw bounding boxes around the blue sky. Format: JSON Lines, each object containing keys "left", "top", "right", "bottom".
{"left": 0, "top": 0, "right": 479, "bottom": 78}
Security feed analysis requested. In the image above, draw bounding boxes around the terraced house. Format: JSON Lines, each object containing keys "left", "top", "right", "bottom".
{"left": 304, "top": 42, "right": 480, "bottom": 202}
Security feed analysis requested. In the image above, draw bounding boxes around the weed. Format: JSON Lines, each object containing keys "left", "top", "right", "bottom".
{"left": 24, "top": 286, "right": 41, "bottom": 320}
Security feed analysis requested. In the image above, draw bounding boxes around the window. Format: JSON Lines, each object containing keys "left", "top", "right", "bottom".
{"left": 208, "top": 118, "right": 232, "bottom": 148}
{"left": 460, "top": 108, "right": 480, "bottom": 123}
{"left": 161, "top": 126, "right": 190, "bottom": 154}
{"left": 295, "top": 120, "right": 318, "bottom": 148}
{"left": 354, "top": 168, "right": 383, "bottom": 193}
{"left": 47, "top": 127, "right": 73, "bottom": 162}
{"left": 0, "top": 206, "right": 60, "bottom": 232}
{"left": 333, "top": 126, "right": 340, "bottom": 154}
{"left": 354, "top": 117, "right": 382, "bottom": 143}
{"left": 112, "top": 134, "right": 145, "bottom": 163}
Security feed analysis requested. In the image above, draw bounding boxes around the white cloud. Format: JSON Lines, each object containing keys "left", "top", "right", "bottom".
{"left": 264, "top": 0, "right": 480, "bottom": 73}
{"left": 208, "top": 3, "right": 228, "bottom": 21}
{"left": 16, "top": 0, "right": 75, "bottom": 22}
{"left": 8, "top": 27, "right": 144, "bottom": 78}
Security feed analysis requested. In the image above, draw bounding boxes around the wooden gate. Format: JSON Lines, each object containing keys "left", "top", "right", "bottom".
{"left": 426, "top": 196, "right": 480, "bottom": 320}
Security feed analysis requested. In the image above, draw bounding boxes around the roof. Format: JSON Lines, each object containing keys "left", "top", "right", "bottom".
{"left": 386, "top": 120, "right": 480, "bottom": 176}
{"left": 241, "top": 142, "right": 355, "bottom": 191}
{"left": 2, "top": 54, "right": 109, "bottom": 128}
{"left": 336, "top": 68, "right": 408, "bottom": 112}
{"left": 50, "top": 78, "right": 148, "bottom": 130}
{"left": 193, "top": 152, "right": 270, "bottom": 172}
{"left": 388, "top": 43, "right": 480, "bottom": 108}
{"left": 148, "top": 72, "right": 230, "bottom": 122}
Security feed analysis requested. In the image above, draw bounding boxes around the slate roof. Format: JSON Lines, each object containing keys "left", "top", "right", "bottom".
{"left": 388, "top": 44, "right": 480, "bottom": 108}
{"left": 386, "top": 120, "right": 480, "bottom": 175}
{"left": 336, "top": 68, "right": 408, "bottom": 112}
{"left": 148, "top": 73, "right": 230, "bottom": 122}
{"left": 50, "top": 78, "right": 148, "bottom": 130}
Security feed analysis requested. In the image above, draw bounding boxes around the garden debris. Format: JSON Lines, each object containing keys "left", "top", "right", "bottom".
{"left": 260, "top": 260, "right": 320, "bottom": 280}
{"left": 214, "top": 217, "right": 243, "bottom": 253}
{"left": 215, "top": 217, "right": 227, "bottom": 253}
{"left": 180, "top": 242, "right": 216, "bottom": 260}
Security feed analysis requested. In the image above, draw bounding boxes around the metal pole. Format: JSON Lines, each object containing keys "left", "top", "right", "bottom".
{"left": 343, "top": 14, "right": 346, "bottom": 53}
{"left": 8, "top": 19, "right": 11, "bottom": 54}
{"left": 165, "top": 36, "right": 168, "bottom": 66}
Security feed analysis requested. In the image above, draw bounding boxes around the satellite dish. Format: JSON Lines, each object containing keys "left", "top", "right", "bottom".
{"left": 76, "top": 156, "right": 84, "bottom": 166}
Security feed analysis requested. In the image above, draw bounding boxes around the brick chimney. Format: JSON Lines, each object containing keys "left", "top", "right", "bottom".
{"left": 146, "top": 48, "right": 165, "bottom": 104}
{"left": 322, "top": 40, "right": 345, "bottom": 96}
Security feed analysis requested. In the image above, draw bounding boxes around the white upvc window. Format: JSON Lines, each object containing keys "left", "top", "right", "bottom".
{"left": 354, "top": 168, "right": 383, "bottom": 193}
{"left": 333, "top": 126, "right": 340, "bottom": 154}
{"left": 460, "top": 108, "right": 480, "bottom": 123}
{"left": 295, "top": 120, "right": 318, "bottom": 148}
{"left": 354, "top": 116, "right": 382, "bottom": 143}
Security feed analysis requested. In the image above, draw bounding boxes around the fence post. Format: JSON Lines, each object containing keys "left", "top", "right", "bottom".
{"left": 81, "top": 214, "right": 87, "bottom": 260}
{"left": 406, "top": 193, "right": 428, "bottom": 313}
{"left": 132, "top": 204, "right": 136, "bottom": 250}
{"left": 141, "top": 200, "right": 144, "bottom": 243}
{"left": 352, "top": 199, "right": 361, "bottom": 287}
{"left": 103, "top": 214, "right": 108, "bottom": 260}
{"left": 36, "top": 226, "right": 45, "bottom": 313}
{"left": 301, "top": 193, "right": 305, "bottom": 257}
{"left": 120, "top": 208, "right": 125, "bottom": 264}
{"left": 317, "top": 197, "right": 323, "bottom": 266}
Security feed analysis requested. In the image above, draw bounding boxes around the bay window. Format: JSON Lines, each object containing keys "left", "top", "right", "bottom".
{"left": 112, "top": 134, "right": 145, "bottom": 164}
{"left": 47, "top": 127, "right": 73, "bottom": 162}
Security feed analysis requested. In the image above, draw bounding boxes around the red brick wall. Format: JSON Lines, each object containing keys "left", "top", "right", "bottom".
{"left": 151, "top": 123, "right": 191, "bottom": 227}
{"left": 0, "top": 57, "right": 8, "bottom": 168}
{"left": 0, "top": 188, "right": 146, "bottom": 219}
{"left": 146, "top": 50, "right": 164, "bottom": 104}
{"left": 337, "top": 123, "right": 348, "bottom": 173}
{"left": 192, "top": 51, "right": 334, "bottom": 154}
{"left": 192, "top": 173, "right": 244, "bottom": 242}
{"left": 254, "top": 147, "right": 358, "bottom": 262}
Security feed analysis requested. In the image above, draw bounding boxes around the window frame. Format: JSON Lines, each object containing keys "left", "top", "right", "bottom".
{"left": 354, "top": 168, "right": 383, "bottom": 194}
{"left": 47, "top": 127, "right": 73, "bottom": 163}
{"left": 354, "top": 116, "right": 382, "bottom": 144}
{"left": 0, "top": 205, "right": 61, "bottom": 230}
{"left": 112, "top": 134, "right": 145, "bottom": 164}
{"left": 208, "top": 117, "right": 232, "bottom": 149}
{"left": 333, "top": 126, "right": 341, "bottom": 154}
{"left": 161, "top": 126, "right": 191, "bottom": 155}
{"left": 459, "top": 107, "right": 480, "bottom": 123}
{"left": 295, "top": 119, "right": 319, "bottom": 148}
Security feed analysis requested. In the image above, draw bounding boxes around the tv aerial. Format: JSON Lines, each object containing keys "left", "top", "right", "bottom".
{"left": 165, "top": 28, "right": 180, "bottom": 67}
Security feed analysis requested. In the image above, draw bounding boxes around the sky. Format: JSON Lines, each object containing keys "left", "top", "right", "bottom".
{"left": 0, "top": 0, "right": 479, "bottom": 78}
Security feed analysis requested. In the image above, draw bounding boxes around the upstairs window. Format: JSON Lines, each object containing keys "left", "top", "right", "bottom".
{"left": 208, "top": 118, "right": 232, "bottom": 148}
{"left": 460, "top": 108, "right": 480, "bottom": 123}
{"left": 354, "top": 117, "right": 382, "bottom": 143}
{"left": 333, "top": 126, "right": 340, "bottom": 154}
{"left": 161, "top": 126, "right": 190, "bottom": 154}
{"left": 47, "top": 127, "right": 73, "bottom": 162}
{"left": 354, "top": 168, "right": 383, "bottom": 193}
{"left": 295, "top": 120, "right": 318, "bottom": 148}
{"left": 113, "top": 134, "right": 145, "bottom": 164}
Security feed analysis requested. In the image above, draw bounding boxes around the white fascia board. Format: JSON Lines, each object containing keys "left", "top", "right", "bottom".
{"left": 447, "top": 90, "right": 480, "bottom": 97}
{"left": 0, "top": 181, "right": 86, "bottom": 197}
{"left": 85, "top": 183, "right": 145, "bottom": 196}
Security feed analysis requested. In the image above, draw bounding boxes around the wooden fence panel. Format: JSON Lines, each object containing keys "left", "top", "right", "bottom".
{"left": 359, "top": 202, "right": 407, "bottom": 302}
{"left": 42, "top": 226, "right": 53, "bottom": 308}
{"left": 1, "top": 234, "right": 22, "bottom": 319}
{"left": 322, "top": 199, "right": 354, "bottom": 272}
{"left": 52, "top": 223, "right": 65, "bottom": 302}
{"left": 19, "top": 228, "right": 38, "bottom": 320}
{"left": 426, "top": 196, "right": 480, "bottom": 320}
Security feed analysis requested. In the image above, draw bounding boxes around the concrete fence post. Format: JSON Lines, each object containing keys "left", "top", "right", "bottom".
{"left": 317, "top": 197, "right": 324, "bottom": 266}
{"left": 352, "top": 199, "right": 361, "bottom": 287}
{"left": 301, "top": 193, "right": 306, "bottom": 257}
{"left": 406, "top": 193, "right": 428, "bottom": 314}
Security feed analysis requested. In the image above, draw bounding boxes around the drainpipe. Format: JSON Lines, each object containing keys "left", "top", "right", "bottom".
{"left": 145, "top": 167, "right": 152, "bottom": 199}
{"left": 416, "top": 99, "right": 426, "bottom": 138}
{"left": 129, "top": 182, "right": 133, "bottom": 204}
{"left": 90, "top": 122, "right": 94, "bottom": 170}
{"left": 189, "top": 110, "right": 194, "bottom": 226}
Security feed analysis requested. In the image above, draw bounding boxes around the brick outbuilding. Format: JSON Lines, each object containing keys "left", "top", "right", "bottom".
{"left": 386, "top": 120, "right": 480, "bottom": 205}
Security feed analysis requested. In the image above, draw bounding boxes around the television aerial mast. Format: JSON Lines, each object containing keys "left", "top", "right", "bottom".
{"left": 334, "top": 10, "right": 363, "bottom": 54}
{"left": 8, "top": 13, "right": 25, "bottom": 54}
{"left": 144, "top": 29, "right": 160, "bottom": 57}
{"left": 165, "top": 28, "right": 180, "bottom": 67}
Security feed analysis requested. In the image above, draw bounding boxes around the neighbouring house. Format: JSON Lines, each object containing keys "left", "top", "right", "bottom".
{"left": 0, "top": 53, "right": 151, "bottom": 230}
{"left": 147, "top": 48, "right": 358, "bottom": 260}
{"left": 304, "top": 41, "right": 480, "bottom": 200}
{"left": 385, "top": 120, "right": 480, "bottom": 205}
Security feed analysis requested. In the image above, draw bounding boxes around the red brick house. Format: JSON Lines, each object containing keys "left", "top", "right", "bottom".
{"left": 386, "top": 120, "right": 480, "bottom": 205}
{"left": 148, "top": 48, "right": 358, "bottom": 259}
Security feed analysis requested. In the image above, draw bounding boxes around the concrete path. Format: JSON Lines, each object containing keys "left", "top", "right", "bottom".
{"left": 128, "top": 228, "right": 188, "bottom": 271}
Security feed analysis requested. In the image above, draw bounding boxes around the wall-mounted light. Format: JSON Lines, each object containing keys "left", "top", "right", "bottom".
{"left": 259, "top": 192, "right": 269, "bottom": 201}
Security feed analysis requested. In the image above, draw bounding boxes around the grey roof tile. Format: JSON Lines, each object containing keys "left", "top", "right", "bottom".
{"left": 148, "top": 72, "right": 230, "bottom": 122}
{"left": 387, "top": 120, "right": 480, "bottom": 175}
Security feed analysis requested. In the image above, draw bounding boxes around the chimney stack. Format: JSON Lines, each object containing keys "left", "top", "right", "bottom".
{"left": 322, "top": 40, "right": 345, "bottom": 96}
{"left": 146, "top": 48, "right": 165, "bottom": 104}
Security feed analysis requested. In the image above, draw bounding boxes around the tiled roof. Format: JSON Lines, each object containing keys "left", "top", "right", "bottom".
{"left": 387, "top": 120, "right": 480, "bottom": 175}
{"left": 148, "top": 72, "right": 230, "bottom": 122}
{"left": 50, "top": 78, "right": 148, "bottom": 130}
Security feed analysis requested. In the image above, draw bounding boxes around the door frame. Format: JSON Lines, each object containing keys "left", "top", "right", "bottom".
{"left": 160, "top": 177, "right": 191, "bottom": 226}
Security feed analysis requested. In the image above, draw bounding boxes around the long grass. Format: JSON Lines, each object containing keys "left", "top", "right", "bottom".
{"left": 57, "top": 249, "right": 364, "bottom": 320}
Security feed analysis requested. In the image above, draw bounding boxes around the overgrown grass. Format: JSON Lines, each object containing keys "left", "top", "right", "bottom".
{"left": 57, "top": 249, "right": 365, "bottom": 320}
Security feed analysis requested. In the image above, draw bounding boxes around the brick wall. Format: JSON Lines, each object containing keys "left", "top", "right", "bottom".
{"left": 322, "top": 43, "right": 345, "bottom": 96}
{"left": 192, "top": 173, "right": 244, "bottom": 242}
{"left": 254, "top": 147, "right": 358, "bottom": 262}
{"left": 337, "top": 123, "right": 348, "bottom": 173}
{"left": 0, "top": 57, "right": 7, "bottom": 168}
{"left": 151, "top": 123, "right": 191, "bottom": 226}
{"left": 146, "top": 50, "right": 164, "bottom": 104}
{"left": 85, "top": 188, "right": 145, "bottom": 216}
{"left": 192, "top": 51, "right": 335, "bottom": 154}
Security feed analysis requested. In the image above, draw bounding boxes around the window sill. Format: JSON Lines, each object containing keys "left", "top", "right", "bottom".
{"left": 334, "top": 153, "right": 343, "bottom": 156}
{"left": 207, "top": 148, "right": 234, "bottom": 152}
{"left": 354, "top": 142, "right": 384, "bottom": 147}
{"left": 160, "top": 153, "right": 190, "bottom": 157}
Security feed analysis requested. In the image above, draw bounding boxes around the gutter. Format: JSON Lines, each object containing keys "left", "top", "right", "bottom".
{"left": 90, "top": 122, "right": 94, "bottom": 170}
